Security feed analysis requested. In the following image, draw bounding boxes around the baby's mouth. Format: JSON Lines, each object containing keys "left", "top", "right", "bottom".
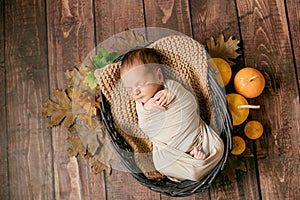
{"left": 137, "top": 96, "right": 144, "bottom": 101}
{"left": 137, "top": 96, "right": 146, "bottom": 103}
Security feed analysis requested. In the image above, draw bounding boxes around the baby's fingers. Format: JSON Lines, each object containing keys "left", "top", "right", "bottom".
{"left": 153, "top": 92, "right": 163, "bottom": 100}
{"left": 157, "top": 96, "right": 168, "bottom": 106}
{"left": 194, "top": 147, "right": 206, "bottom": 160}
{"left": 152, "top": 104, "right": 166, "bottom": 111}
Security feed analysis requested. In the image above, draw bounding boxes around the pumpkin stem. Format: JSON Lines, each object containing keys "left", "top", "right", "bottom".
{"left": 248, "top": 75, "right": 258, "bottom": 82}
{"left": 238, "top": 105, "right": 260, "bottom": 109}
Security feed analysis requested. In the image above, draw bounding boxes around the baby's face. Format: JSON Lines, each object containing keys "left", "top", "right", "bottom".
{"left": 121, "top": 65, "right": 163, "bottom": 104}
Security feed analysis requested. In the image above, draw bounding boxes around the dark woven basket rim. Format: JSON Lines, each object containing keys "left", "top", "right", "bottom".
{"left": 98, "top": 40, "right": 233, "bottom": 197}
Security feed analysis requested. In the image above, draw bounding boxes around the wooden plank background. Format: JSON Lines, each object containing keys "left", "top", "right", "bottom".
{"left": 236, "top": 0, "right": 300, "bottom": 199}
{"left": 5, "top": 0, "right": 53, "bottom": 199}
{"left": 1, "top": 0, "right": 299, "bottom": 199}
{"left": 0, "top": 0, "right": 9, "bottom": 199}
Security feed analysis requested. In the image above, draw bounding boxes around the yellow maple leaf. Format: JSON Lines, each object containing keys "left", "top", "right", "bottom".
{"left": 65, "top": 67, "right": 83, "bottom": 88}
{"left": 69, "top": 88, "right": 97, "bottom": 128}
{"left": 42, "top": 90, "right": 74, "bottom": 128}
{"left": 66, "top": 135, "right": 91, "bottom": 158}
{"left": 206, "top": 34, "right": 240, "bottom": 65}
{"left": 91, "top": 159, "right": 111, "bottom": 175}
{"left": 65, "top": 66, "right": 90, "bottom": 89}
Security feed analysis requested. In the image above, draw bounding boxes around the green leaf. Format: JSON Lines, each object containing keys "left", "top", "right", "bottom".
{"left": 84, "top": 72, "right": 98, "bottom": 89}
{"left": 92, "top": 48, "right": 118, "bottom": 69}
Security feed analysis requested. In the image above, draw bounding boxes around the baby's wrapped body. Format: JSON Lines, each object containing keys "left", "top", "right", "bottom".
{"left": 136, "top": 79, "right": 224, "bottom": 181}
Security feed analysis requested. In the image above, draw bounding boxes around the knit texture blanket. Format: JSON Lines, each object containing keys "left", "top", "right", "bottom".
{"left": 94, "top": 35, "right": 215, "bottom": 180}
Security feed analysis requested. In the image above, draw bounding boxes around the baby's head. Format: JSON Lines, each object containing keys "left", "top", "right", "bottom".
{"left": 120, "top": 48, "right": 164, "bottom": 103}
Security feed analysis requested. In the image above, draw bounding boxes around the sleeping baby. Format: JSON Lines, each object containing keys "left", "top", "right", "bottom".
{"left": 120, "top": 47, "right": 224, "bottom": 182}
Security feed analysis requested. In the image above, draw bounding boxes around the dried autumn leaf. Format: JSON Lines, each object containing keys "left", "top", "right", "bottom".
{"left": 66, "top": 135, "right": 91, "bottom": 158}
{"left": 42, "top": 90, "right": 74, "bottom": 128}
{"left": 75, "top": 118, "right": 119, "bottom": 164}
{"left": 65, "top": 66, "right": 90, "bottom": 89}
{"left": 65, "top": 67, "right": 84, "bottom": 88}
{"left": 91, "top": 159, "right": 111, "bottom": 174}
{"left": 68, "top": 125, "right": 77, "bottom": 134}
{"left": 95, "top": 85, "right": 101, "bottom": 109}
{"left": 69, "top": 88, "right": 97, "bottom": 128}
{"left": 77, "top": 109, "right": 96, "bottom": 129}
{"left": 223, "top": 155, "right": 247, "bottom": 182}
{"left": 207, "top": 34, "right": 240, "bottom": 65}
{"left": 69, "top": 88, "right": 94, "bottom": 108}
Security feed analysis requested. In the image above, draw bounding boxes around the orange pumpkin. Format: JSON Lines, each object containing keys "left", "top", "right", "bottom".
{"left": 226, "top": 93, "right": 260, "bottom": 126}
{"left": 208, "top": 58, "right": 232, "bottom": 87}
{"left": 231, "top": 136, "right": 246, "bottom": 155}
{"left": 234, "top": 67, "right": 265, "bottom": 98}
{"left": 244, "top": 120, "right": 264, "bottom": 140}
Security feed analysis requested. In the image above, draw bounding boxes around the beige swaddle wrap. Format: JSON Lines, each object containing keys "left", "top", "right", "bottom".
{"left": 136, "top": 79, "right": 224, "bottom": 181}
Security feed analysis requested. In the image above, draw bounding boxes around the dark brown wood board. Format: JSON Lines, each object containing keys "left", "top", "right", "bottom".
{"left": 4, "top": 0, "right": 53, "bottom": 199}
{"left": 77, "top": 157, "right": 106, "bottom": 199}
{"left": 0, "top": 0, "right": 9, "bottom": 199}
{"left": 286, "top": 0, "right": 300, "bottom": 91}
{"left": 1, "top": 0, "right": 300, "bottom": 199}
{"left": 94, "top": 0, "right": 146, "bottom": 45}
{"left": 236, "top": 0, "right": 300, "bottom": 199}
{"left": 144, "top": 0, "right": 193, "bottom": 37}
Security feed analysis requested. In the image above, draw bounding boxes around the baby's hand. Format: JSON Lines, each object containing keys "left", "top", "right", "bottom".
{"left": 143, "top": 98, "right": 166, "bottom": 111}
{"left": 194, "top": 147, "right": 207, "bottom": 160}
{"left": 153, "top": 88, "right": 168, "bottom": 107}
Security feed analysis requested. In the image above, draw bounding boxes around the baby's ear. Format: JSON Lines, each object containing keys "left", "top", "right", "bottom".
{"left": 156, "top": 68, "right": 164, "bottom": 82}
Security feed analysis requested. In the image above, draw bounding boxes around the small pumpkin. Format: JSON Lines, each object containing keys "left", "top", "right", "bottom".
{"left": 208, "top": 58, "right": 232, "bottom": 87}
{"left": 234, "top": 67, "right": 265, "bottom": 98}
{"left": 226, "top": 93, "right": 260, "bottom": 126}
{"left": 231, "top": 136, "right": 246, "bottom": 155}
{"left": 244, "top": 120, "right": 264, "bottom": 140}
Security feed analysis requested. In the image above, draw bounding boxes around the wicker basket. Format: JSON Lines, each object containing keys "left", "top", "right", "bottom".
{"left": 96, "top": 35, "right": 232, "bottom": 197}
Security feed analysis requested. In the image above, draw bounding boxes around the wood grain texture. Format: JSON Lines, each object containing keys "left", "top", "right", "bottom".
{"left": 286, "top": 0, "right": 300, "bottom": 90}
{"left": 77, "top": 157, "right": 106, "bottom": 200}
{"left": 190, "top": 0, "right": 240, "bottom": 44}
{"left": 5, "top": 0, "right": 53, "bottom": 199}
{"left": 144, "top": 0, "right": 193, "bottom": 37}
{"left": 161, "top": 192, "right": 208, "bottom": 200}
{"left": 105, "top": 170, "right": 160, "bottom": 200}
{"left": 0, "top": 0, "right": 9, "bottom": 199}
{"left": 2, "top": 0, "right": 300, "bottom": 199}
{"left": 94, "top": 0, "right": 145, "bottom": 44}
{"left": 46, "top": 0, "right": 103, "bottom": 199}
{"left": 191, "top": 1, "right": 260, "bottom": 199}
{"left": 211, "top": 144, "right": 260, "bottom": 200}
{"left": 236, "top": 0, "right": 300, "bottom": 199}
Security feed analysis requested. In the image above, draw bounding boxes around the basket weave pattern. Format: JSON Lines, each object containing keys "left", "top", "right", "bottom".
{"left": 95, "top": 35, "right": 232, "bottom": 196}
